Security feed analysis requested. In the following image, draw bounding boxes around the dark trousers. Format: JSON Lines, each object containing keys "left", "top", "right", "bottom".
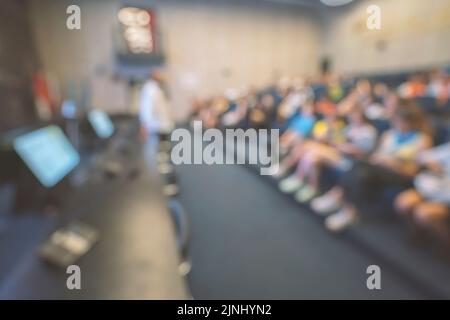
{"left": 340, "top": 161, "right": 412, "bottom": 209}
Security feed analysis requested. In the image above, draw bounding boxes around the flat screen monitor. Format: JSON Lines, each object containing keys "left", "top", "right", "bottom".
{"left": 13, "top": 125, "right": 80, "bottom": 188}
{"left": 87, "top": 110, "right": 114, "bottom": 139}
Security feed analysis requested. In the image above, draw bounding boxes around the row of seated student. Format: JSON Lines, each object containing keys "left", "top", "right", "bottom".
{"left": 189, "top": 68, "right": 450, "bottom": 250}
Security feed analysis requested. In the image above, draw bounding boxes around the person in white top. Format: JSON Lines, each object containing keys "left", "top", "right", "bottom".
{"left": 139, "top": 70, "right": 174, "bottom": 139}
{"left": 395, "top": 140, "right": 450, "bottom": 246}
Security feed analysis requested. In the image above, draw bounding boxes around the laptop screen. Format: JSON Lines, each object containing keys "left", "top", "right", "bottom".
{"left": 88, "top": 110, "right": 114, "bottom": 139}
{"left": 13, "top": 125, "right": 80, "bottom": 188}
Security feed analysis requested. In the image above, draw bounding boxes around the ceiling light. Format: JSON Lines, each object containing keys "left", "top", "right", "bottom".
{"left": 320, "top": 0, "right": 354, "bottom": 6}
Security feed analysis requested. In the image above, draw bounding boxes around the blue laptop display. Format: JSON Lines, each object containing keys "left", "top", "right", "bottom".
{"left": 13, "top": 126, "right": 80, "bottom": 188}
{"left": 88, "top": 110, "right": 114, "bottom": 139}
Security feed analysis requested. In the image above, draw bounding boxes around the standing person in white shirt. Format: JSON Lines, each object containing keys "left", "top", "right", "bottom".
{"left": 139, "top": 69, "right": 174, "bottom": 146}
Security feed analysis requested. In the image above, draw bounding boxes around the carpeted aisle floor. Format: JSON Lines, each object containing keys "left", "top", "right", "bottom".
{"left": 176, "top": 163, "right": 427, "bottom": 299}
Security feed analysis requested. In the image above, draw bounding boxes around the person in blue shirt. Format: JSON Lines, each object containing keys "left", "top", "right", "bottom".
{"left": 279, "top": 102, "right": 316, "bottom": 154}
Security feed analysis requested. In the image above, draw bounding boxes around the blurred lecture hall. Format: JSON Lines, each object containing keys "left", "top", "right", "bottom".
{"left": 1, "top": 0, "right": 450, "bottom": 301}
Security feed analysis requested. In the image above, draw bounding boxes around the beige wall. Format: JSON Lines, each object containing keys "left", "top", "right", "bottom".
{"left": 161, "top": 0, "right": 321, "bottom": 118}
{"left": 28, "top": 0, "right": 322, "bottom": 120}
{"left": 28, "top": 0, "right": 126, "bottom": 113}
{"left": 322, "top": 0, "right": 450, "bottom": 74}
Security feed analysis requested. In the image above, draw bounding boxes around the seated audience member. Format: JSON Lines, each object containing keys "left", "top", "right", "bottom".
{"left": 324, "top": 102, "right": 433, "bottom": 232}
{"left": 222, "top": 95, "right": 250, "bottom": 128}
{"left": 196, "top": 104, "right": 215, "bottom": 128}
{"left": 338, "top": 79, "right": 373, "bottom": 116}
{"left": 293, "top": 108, "right": 377, "bottom": 207}
{"left": 248, "top": 106, "right": 267, "bottom": 129}
{"left": 246, "top": 87, "right": 259, "bottom": 109}
{"left": 293, "top": 77, "right": 315, "bottom": 106}
{"left": 373, "top": 82, "right": 390, "bottom": 104}
{"left": 427, "top": 70, "right": 450, "bottom": 105}
{"left": 262, "top": 92, "right": 279, "bottom": 126}
{"left": 316, "top": 94, "right": 338, "bottom": 115}
{"left": 366, "top": 91, "right": 400, "bottom": 134}
{"left": 279, "top": 102, "right": 316, "bottom": 154}
{"left": 190, "top": 98, "right": 206, "bottom": 120}
{"left": 310, "top": 75, "right": 328, "bottom": 101}
{"left": 249, "top": 93, "right": 277, "bottom": 129}
{"left": 276, "top": 88, "right": 297, "bottom": 126}
{"left": 364, "top": 88, "right": 401, "bottom": 135}
{"left": 398, "top": 74, "right": 427, "bottom": 99}
{"left": 395, "top": 140, "right": 450, "bottom": 246}
{"left": 276, "top": 79, "right": 314, "bottom": 130}
{"left": 383, "top": 91, "right": 401, "bottom": 118}
{"left": 364, "top": 83, "right": 392, "bottom": 120}
{"left": 277, "top": 103, "right": 346, "bottom": 186}
{"left": 195, "top": 97, "right": 227, "bottom": 129}
{"left": 280, "top": 108, "right": 377, "bottom": 203}
{"left": 326, "top": 74, "right": 346, "bottom": 103}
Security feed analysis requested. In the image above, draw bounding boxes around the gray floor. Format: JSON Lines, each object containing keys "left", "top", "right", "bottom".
{"left": 177, "top": 163, "right": 429, "bottom": 299}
